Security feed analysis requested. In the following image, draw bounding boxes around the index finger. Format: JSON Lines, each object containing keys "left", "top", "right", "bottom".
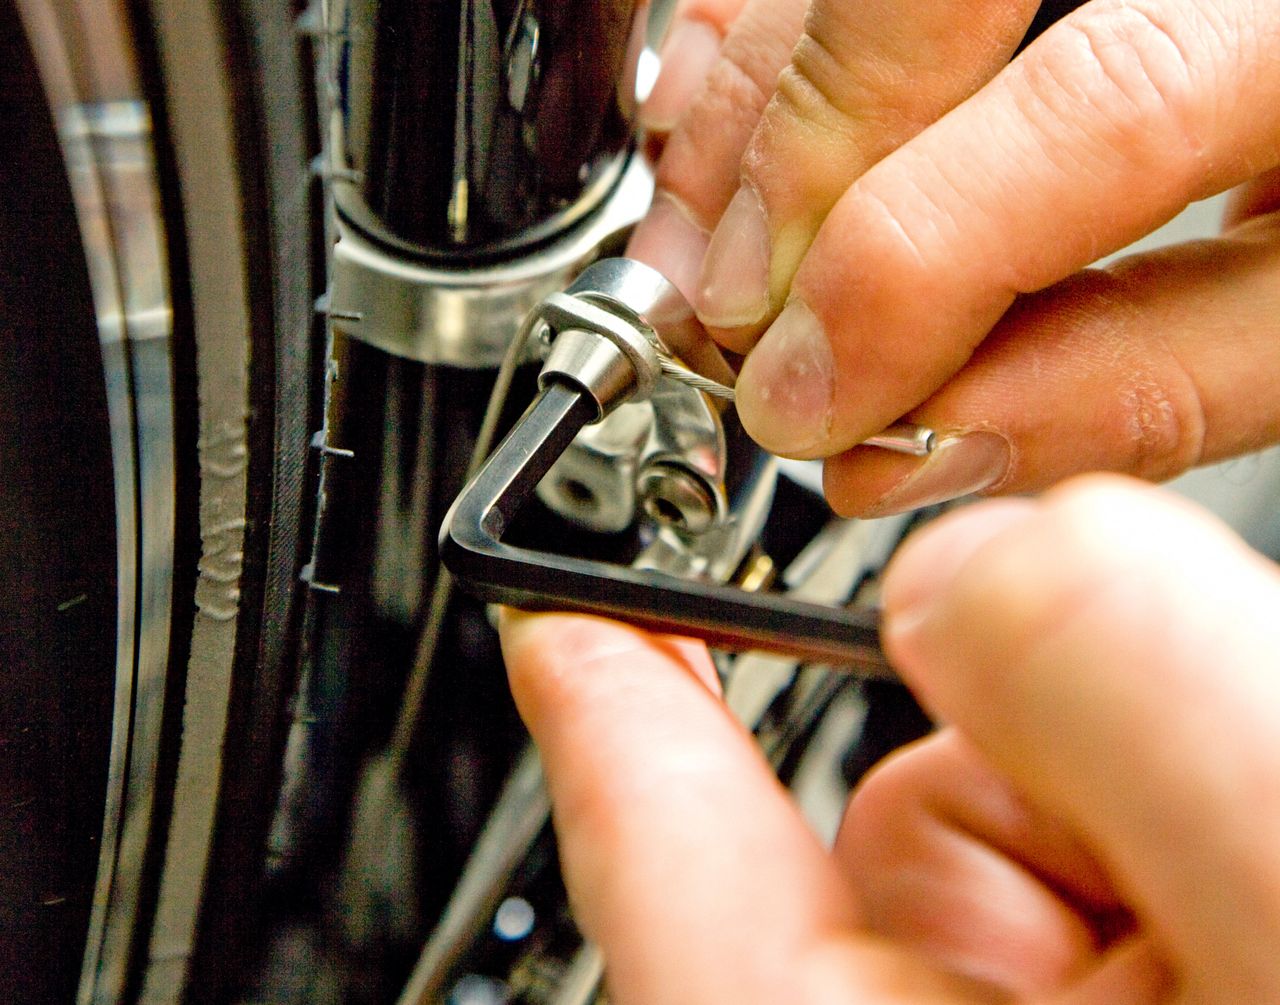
{"left": 500, "top": 610, "right": 1012, "bottom": 1004}
{"left": 628, "top": 0, "right": 809, "bottom": 300}
{"left": 499, "top": 610, "right": 858, "bottom": 1003}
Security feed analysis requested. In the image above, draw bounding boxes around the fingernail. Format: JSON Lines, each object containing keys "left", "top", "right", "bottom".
{"left": 863, "top": 432, "right": 1011, "bottom": 518}
{"left": 626, "top": 192, "right": 710, "bottom": 303}
{"left": 640, "top": 19, "right": 723, "bottom": 133}
{"left": 735, "top": 299, "right": 834, "bottom": 456}
{"left": 697, "top": 185, "right": 771, "bottom": 329}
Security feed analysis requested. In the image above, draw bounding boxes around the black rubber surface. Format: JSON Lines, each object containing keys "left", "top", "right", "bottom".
{"left": 173, "top": 0, "right": 321, "bottom": 997}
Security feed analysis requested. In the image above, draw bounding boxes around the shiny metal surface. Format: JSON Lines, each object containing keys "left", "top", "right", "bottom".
{"left": 325, "top": 0, "right": 648, "bottom": 256}
{"left": 537, "top": 289, "right": 664, "bottom": 405}
{"left": 441, "top": 381, "right": 891, "bottom": 671}
{"left": 633, "top": 452, "right": 777, "bottom": 585}
{"left": 13, "top": 0, "right": 178, "bottom": 995}
{"left": 654, "top": 353, "right": 737, "bottom": 401}
{"left": 642, "top": 375, "right": 728, "bottom": 504}
{"left": 537, "top": 402, "right": 652, "bottom": 533}
{"left": 327, "top": 154, "right": 654, "bottom": 365}
{"left": 535, "top": 258, "right": 735, "bottom": 540}
{"left": 863, "top": 423, "right": 937, "bottom": 457}
{"left": 10, "top": 71, "right": 133, "bottom": 1003}
{"left": 75, "top": 103, "right": 177, "bottom": 1005}
{"left": 636, "top": 461, "right": 718, "bottom": 534}
{"left": 538, "top": 326, "right": 639, "bottom": 422}
{"left": 565, "top": 257, "right": 738, "bottom": 389}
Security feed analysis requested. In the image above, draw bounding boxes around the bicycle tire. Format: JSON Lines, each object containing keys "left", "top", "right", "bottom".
{"left": 7, "top": 0, "right": 319, "bottom": 999}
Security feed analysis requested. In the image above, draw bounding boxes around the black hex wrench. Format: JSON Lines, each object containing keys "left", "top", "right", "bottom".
{"left": 439, "top": 378, "right": 895, "bottom": 677}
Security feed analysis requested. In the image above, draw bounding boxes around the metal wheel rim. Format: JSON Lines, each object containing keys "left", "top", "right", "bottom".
{"left": 15, "top": 0, "right": 260, "bottom": 999}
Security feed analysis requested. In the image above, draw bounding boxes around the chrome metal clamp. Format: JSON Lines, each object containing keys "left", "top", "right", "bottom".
{"left": 326, "top": 155, "right": 655, "bottom": 367}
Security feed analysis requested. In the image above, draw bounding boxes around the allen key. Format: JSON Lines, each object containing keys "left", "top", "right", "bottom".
{"left": 439, "top": 258, "right": 897, "bottom": 677}
{"left": 439, "top": 380, "right": 893, "bottom": 675}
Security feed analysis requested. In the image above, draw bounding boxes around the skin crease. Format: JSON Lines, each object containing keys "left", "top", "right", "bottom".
{"left": 497, "top": 0, "right": 1280, "bottom": 1001}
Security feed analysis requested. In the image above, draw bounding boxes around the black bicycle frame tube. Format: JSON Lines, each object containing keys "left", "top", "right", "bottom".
{"left": 334, "top": 0, "right": 649, "bottom": 259}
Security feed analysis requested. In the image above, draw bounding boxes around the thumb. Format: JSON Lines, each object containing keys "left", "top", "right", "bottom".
{"left": 881, "top": 476, "right": 1280, "bottom": 1001}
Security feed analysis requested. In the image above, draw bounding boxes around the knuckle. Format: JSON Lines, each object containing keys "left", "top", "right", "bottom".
{"left": 692, "top": 54, "right": 770, "bottom": 138}
{"left": 704, "top": 58, "right": 768, "bottom": 124}
{"left": 656, "top": 56, "right": 769, "bottom": 218}
{"left": 1083, "top": 266, "right": 1208, "bottom": 478}
{"left": 710, "top": 12, "right": 795, "bottom": 117}
{"left": 772, "top": 16, "right": 920, "bottom": 159}
{"left": 671, "top": 0, "right": 748, "bottom": 32}
{"left": 1018, "top": 2, "right": 1213, "bottom": 176}
{"left": 998, "top": 268, "right": 1208, "bottom": 487}
{"left": 778, "top": 30, "right": 886, "bottom": 135}
{"left": 1114, "top": 354, "right": 1205, "bottom": 480}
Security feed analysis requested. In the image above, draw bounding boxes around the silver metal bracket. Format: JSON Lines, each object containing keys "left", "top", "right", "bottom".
{"left": 536, "top": 293, "right": 662, "bottom": 409}
{"left": 327, "top": 155, "right": 654, "bottom": 367}
{"left": 528, "top": 259, "right": 737, "bottom": 538}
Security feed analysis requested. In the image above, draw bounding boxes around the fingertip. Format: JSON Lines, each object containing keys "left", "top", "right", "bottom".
{"left": 878, "top": 473, "right": 1262, "bottom": 701}
{"left": 880, "top": 498, "right": 1037, "bottom": 681}
{"left": 822, "top": 448, "right": 925, "bottom": 517}
{"left": 839, "top": 433, "right": 1013, "bottom": 519}
{"left": 497, "top": 609, "right": 585, "bottom": 726}
{"left": 498, "top": 610, "right": 723, "bottom": 738}
{"left": 734, "top": 298, "right": 836, "bottom": 457}
{"left": 640, "top": 17, "right": 724, "bottom": 134}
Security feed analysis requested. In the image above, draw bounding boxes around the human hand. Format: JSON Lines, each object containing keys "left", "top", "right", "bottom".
{"left": 631, "top": 0, "right": 1280, "bottom": 516}
{"left": 500, "top": 476, "right": 1280, "bottom": 1003}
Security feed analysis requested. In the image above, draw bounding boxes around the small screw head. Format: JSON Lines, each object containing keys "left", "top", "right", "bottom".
{"left": 636, "top": 463, "right": 718, "bottom": 535}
